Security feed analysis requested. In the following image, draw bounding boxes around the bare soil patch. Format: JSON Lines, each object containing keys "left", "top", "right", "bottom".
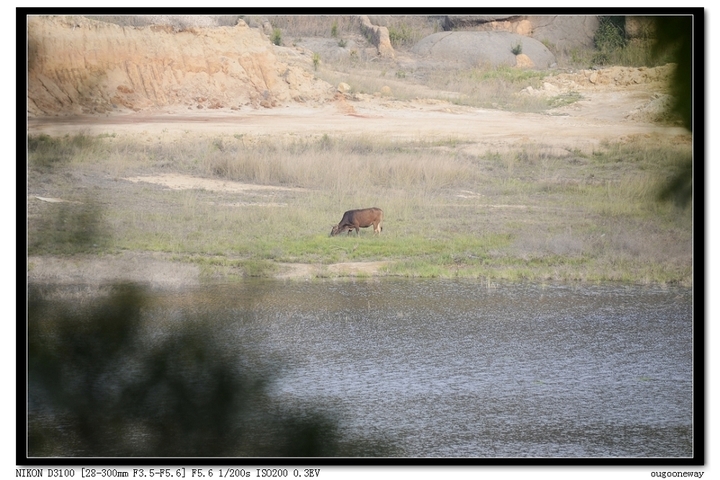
{"left": 122, "top": 174, "right": 306, "bottom": 207}
{"left": 27, "top": 88, "right": 686, "bottom": 155}
{"left": 123, "top": 174, "right": 306, "bottom": 193}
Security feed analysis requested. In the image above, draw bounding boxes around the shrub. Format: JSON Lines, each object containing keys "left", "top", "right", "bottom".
{"left": 593, "top": 16, "right": 626, "bottom": 64}
{"left": 312, "top": 52, "right": 321, "bottom": 71}
{"left": 271, "top": 28, "right": 282, "bottom": 46}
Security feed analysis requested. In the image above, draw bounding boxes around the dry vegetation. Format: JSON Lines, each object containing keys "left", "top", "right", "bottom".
{"left": 27, "top": 129, "right": 692, "bottom": 285}
{"left": 266, "top": 15, "right": 440, "bottom": 43}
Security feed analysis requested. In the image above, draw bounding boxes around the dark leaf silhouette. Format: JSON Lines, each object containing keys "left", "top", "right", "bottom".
{"left": 28, "top": 284, "right": 393, "bottom": 457}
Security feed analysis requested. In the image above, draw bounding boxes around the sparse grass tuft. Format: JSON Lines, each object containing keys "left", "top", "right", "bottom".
{"left": 548, "top": 91, "right": 582, "bottom": 109}
{"left": 265, "top": 15, "right": 358, "bottom": 38}
{"left": 387, "top": 22, "right": 423, "bottom": 48}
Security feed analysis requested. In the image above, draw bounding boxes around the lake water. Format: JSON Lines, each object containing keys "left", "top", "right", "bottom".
{"left": 29, "top": 279, "right": 695, "bottom": 458}
{"left": 162, "top": 279, "right": 694, "bottom": 458}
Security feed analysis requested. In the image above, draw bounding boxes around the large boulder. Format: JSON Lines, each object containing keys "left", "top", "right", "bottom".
{"left": 528, "top": 15, "right": 599, "bottom": 52}
{"left": 412, "top": 31, "right": 556, "bottom": 69}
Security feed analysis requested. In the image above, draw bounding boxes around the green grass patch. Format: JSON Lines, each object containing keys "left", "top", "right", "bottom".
{"left": 28, "top": 133, "right": 102, "bottom": 170}
{"left": 176, "top": 255, "right": 279, "bottom": 279}
{"left": 548, "top": 91, "right": 583, "bottom": 109}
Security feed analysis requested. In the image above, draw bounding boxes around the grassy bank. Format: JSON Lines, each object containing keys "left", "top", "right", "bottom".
{"left": 27, "top": 132, "right": 693, "bottom": 285}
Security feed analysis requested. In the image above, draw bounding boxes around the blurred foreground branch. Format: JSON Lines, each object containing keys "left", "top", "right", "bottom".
{"left": 28, "top": 283, "right": 393, "bottom": 457}
{"left": 653, "top": 16, "right": 695, "bottom": 208}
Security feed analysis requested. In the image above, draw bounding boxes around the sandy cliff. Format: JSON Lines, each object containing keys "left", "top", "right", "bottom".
{"left": 27, "top": 16, "right": 334, "bottom": 116}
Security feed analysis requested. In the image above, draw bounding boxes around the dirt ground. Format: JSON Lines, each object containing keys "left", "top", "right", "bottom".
{"left": 26, "top": 69, "right": 690, "bottom": 284}
{"left": 27, "top": 85, "right": 686, "bottom": 153}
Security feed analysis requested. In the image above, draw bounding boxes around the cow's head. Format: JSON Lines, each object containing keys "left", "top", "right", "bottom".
{"left": 330, "top": 225, "right": 341, "bottom": 236}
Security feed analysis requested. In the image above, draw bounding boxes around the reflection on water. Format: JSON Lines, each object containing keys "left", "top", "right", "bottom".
{"left": 29, "top": 279, "right": 693, "bottom": 458}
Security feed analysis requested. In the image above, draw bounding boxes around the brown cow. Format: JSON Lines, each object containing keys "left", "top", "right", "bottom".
{"left": 330, "top": 208, "right": 384, "bottom": 236}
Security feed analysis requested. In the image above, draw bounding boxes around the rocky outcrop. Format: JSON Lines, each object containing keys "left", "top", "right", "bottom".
{"left": 27, "top": 16, "right": 334, "bottom": 116}
{"left": 412, "top": 31, "right": 556, "bottom": 69}
{"left": 358, "top": 15, "right": 395, "bottom": 58}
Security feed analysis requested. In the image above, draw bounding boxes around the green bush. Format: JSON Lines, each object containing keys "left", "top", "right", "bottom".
{"left": 593, "top": 16, "right": 626, "bottom": 64}
{"left": 271, "top": 28, "right": 282, "bottom": 46}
